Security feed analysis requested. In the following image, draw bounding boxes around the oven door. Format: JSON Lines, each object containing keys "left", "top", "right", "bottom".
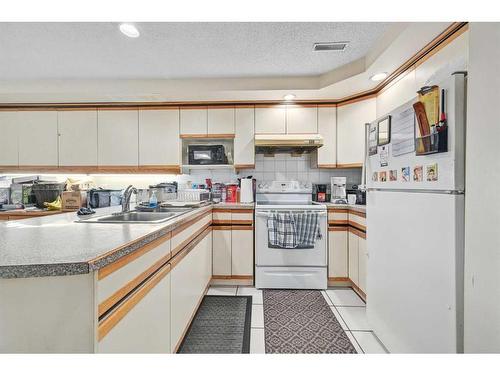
{"left": 255, "top": 209, "right": 327, "bottom": 267}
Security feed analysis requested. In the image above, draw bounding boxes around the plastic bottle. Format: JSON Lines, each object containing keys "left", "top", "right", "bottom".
{"left": 149, "top": 191, "right": 158, "bottom": 208}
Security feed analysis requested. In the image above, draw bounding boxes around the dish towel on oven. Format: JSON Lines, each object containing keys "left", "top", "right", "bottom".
{"left": 267, "top": 212, "right": 322, "bottom": 249}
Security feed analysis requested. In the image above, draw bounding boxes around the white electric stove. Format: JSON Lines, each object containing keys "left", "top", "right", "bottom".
{"left": 255, "top": 181, "right": 327, "bottom": 290}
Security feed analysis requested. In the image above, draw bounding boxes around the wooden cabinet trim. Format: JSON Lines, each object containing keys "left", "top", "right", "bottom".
{"left": 97, "top": 262, "right": 171, "bottom": 341}
{"left": 336, "top": 163, "right": 363, "bottom": 169}
{"left": 0, "top": 165, "right": 181, "bottom": 174}
{"left": 170, "top": 226, "right": 212, "bottom": 269}
{"left": 348, "top": 226, "right": 366, "bottom": 239}
{"left": 97, "top": 232, "right": 171, "bottom": 280}
{"left": 211, "top": 225, "right": 233, "bottom": 230}
{"left": 171, "top": 210, "right": 212, "bottom": 238}
{"left": 98, "top": 252, "right": 172, "bottom": 317}
{"left": 231, "top": 225, "right": 253, "bottom": 230}
{"left": 213, "top": 208, "right": 254, "bottom": 213}
{"left": 328, "top": 226, "right": 348, "bottom": 232}
{"left": 327, "top": 208, "right": 349, "bottom": 213}
{"left": 234, "top": 164, "right": 255, "bottom": 170}
{"left": 180, "top": 133, "right": 234, "bottom": 139}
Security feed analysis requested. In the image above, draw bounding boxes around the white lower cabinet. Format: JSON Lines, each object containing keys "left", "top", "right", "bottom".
{"left": 231, "top": 227, "right": 253, "bottom": 276}
{"left": 348, "top": 231, "right": 359, "bottom": 285}
{"left": 212, "top": 228, "right": 232, "bottom": 276}
{"left": 170, "top": 232, "right": 212, "bottom": 353}
{"left": 328, "top": 227, "right": 348, "bottom": 278}
{"left": 98, "top": 265, "right": 171, "bottom": 353}
{"left": 358, "top": 236, "right": 367, "bottom": 294}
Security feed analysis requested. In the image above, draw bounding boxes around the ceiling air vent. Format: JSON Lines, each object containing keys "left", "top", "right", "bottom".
{"left": 313, "top": 42, "right": 349, "bottom": 52}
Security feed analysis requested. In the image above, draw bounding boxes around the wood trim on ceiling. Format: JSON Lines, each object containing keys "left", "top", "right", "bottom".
{"left": 0, "top": 23, "right": 467, "bottom": 111}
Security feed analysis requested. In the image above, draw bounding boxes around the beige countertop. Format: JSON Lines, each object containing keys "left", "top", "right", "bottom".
{"left": 0, "top": 204, "right": 212, "bottom": 279}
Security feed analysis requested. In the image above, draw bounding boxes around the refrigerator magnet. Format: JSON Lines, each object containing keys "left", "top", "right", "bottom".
{"left": 379, "top": 171, "right": 387, "bottom": 182}
{"left": 389, "top": 170, "right": 397, "bottom": 181}
{"left": 401, "top": 166, "right": 410, "bottom": 182}
{"left": 426, "top": 163, "right": 438, "bottom": 181}
{"left": 379, "top": 146, "right": 389, "bottom": 167}
{"left": 413, "top": 165, "right": 423, "bottom": 182}
{"left": 372, "top": 172, "right": 378, "bottom": 182}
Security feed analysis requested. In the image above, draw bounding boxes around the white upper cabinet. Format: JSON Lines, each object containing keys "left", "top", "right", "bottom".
{"left": 255, "top": 105, "right": 286, "bottom": 134}
{"left": 180, "top": 108, "right": 207, "bottom": 136}
{"left": 139, "top": 109, "right": 180, "bottom": 166}
{"left": 234, "top": 107, "right": 255, "bottom": 167}
{"left": 207, "top": 108, "right": 235, "bottom": 135}
{"left": 316, "top": 106, "right": 337, "bottom": 167}
{"left": 286, "top": 105, "right": 318, "bottom": 134}
{"left": 18, "top": 111, "right": 58, "bottom": 166}
{"left": 98, "top": 110, "right": 139, "bottom": 166}
{"left": 337, "top": 98, "right": 376, "bottom": 166}
{"left": 58, "top": 110, "right": 98, "bottom": 166}
{"left": 0, "top": 112, "right": 19, "bottom": 166}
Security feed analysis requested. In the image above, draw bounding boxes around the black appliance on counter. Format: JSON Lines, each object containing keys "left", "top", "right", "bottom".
{"left": 312, "top": 184, "right": 330, "bottom": 203}
{"left": 188, "top": 144, "right": 228, "bottom": 165}
{"left": 348, "top": 185, "right": 366, "bottom": 205}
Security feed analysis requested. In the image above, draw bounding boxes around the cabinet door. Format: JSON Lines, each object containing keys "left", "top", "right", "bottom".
{"left": 139, "top": 109, "right": 180, "bottom": 166}
{"left": 286, "top": 105, "right": 318, "bottom": 134}
{"left": 234, "top": 107, "right": 255, "bottom": 167}
{"left": 170, "top": 232, "right": 211, "bottom": 352}
{"left": 98, "top": 110, "right": 139, "bottom": 166}
{"left": 337, "top": 98, "right": 376, "bottom": 167}
{"left": 207, "top": 107, "right": 235, "bottom": 135}
{"left": 212, "top": 228, "right": 232, "bottom": 276}
{"left": 255, "top": 106, "right": 286, "bottom": 134}
{"left": 98, "top": 266, "right": 171, "bottom": 353}
{"left": 348, "top": 231, "right": 359, "bottom": 285}
{"left": 58, "top": 110, "right": 98, "bottom": 166}
{"left": 231, "top": 227, "right": 253, "bottom": 276}
{"left": 358, "top": 236, "right": 367, "bottom": 294}
{"left": 18, "top": 111, "right": 58, "bottom": 166}
{"left": 328, "top": 227, "right": 348, "bottom": 278}
{"left": 180, "top": 108, "right": 207, "bottom": 135}
{"left": 317, "top": 106, "right": 337, "bottom": 167}
{"left": 0, "top": 112, "right": 19, "bottom": 166}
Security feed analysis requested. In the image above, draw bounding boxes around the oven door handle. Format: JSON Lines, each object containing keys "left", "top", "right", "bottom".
{"left": 255, "top": 211, "right": 327, "bottom": 217}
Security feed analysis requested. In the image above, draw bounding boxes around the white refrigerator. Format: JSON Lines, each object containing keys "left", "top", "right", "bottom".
{"left": 366, "top": 72, "right": 466, "bottom": 353}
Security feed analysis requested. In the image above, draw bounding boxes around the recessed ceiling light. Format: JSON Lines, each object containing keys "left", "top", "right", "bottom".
{"left": 370, "top": 72, "right": 388, "bottom": 82}
{"left": 283, "top": 94, "right": 296, "bottom": 101}
{"left": 119, "top": 23, "right": 140, "bottom": 38}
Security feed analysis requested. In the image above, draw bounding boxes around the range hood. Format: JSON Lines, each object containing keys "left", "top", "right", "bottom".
{"left": 255, "top": 134, "right": 324, "bottom": 154}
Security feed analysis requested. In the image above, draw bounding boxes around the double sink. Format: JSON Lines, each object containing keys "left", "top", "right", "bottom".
{"left": 78, "top": 207, "right": 194, "bottom": 224}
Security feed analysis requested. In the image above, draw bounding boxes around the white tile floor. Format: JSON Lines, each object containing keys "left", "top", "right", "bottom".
{"left": 205, "top": 285, "right": 388, "bottom": 354}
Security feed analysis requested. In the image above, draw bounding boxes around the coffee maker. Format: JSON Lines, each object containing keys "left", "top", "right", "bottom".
{"left": 331, "top": 177, "right": 347, "bottom": 204}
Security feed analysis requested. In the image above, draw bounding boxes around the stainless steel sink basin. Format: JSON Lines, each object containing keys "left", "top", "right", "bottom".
{"left": 77, "top": 210, "right": 187, "bottom": 224}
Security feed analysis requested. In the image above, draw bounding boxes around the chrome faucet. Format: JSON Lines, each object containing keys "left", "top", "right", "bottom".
{"left": 121, "top": 185, "right": 138, "bottom": 213}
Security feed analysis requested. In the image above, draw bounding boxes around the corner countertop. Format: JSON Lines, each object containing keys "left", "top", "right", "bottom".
{"left": 323, "top": 203, "right": 367, "bottom": 214}
{"left": 0, "top": 204, "right": 212, "bottom": 279}
{"left": 213, "top": 202, "right": 255, "bottom": 209}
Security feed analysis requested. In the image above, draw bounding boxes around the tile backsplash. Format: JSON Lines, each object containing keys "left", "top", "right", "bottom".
{"left": 2, "top": 154, "right": 362, "bottom": 191}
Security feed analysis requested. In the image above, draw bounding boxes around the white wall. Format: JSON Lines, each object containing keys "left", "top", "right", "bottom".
{"left": 464, "top": 23, "right": 500, "bottom": 353}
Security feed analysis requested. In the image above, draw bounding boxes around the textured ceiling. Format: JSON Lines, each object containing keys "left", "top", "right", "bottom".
{"left": 0, "top": 22, "right": 390, "bottom": 80}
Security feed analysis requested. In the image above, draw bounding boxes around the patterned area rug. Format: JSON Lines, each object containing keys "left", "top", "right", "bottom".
{"left": 263, "top": 290, "right": 357, "bottom": 354}
{"left": 178, "top": 295, "right": 252, "bottom": 353}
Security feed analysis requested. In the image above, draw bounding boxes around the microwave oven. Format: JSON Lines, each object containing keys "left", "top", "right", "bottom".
{"left": 188, "top": 144, "right": 228, "bottom": 165}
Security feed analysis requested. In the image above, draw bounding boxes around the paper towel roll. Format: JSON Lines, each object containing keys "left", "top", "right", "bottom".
{"left": 240, "top": 179, "right": 254, "bottom": 203}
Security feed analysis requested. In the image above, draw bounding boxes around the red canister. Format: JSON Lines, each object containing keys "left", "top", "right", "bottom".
{"left": 226, "top": 184, "right": 238, "bottom": 203}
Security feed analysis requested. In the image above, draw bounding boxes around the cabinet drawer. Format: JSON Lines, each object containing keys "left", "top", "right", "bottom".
{"left": 348, "top": 211, "right": 366, "bottom": 231}
{"left": 171, "top": 211, "right": 212, "bottom": 256}
{"left": 97, "top": 262, "right": 171, "bottom": 352}
{"left": 328, "top": 209, "right": 348, "bottom": 225}
{"left": 212, "top": 210, "right": 232, "bottom": 223}
{"left": 97, "top": 234, "right": 172, "bottom": 317}
{"left": 231, "top": 210, "right": 254, "bottom": 224}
